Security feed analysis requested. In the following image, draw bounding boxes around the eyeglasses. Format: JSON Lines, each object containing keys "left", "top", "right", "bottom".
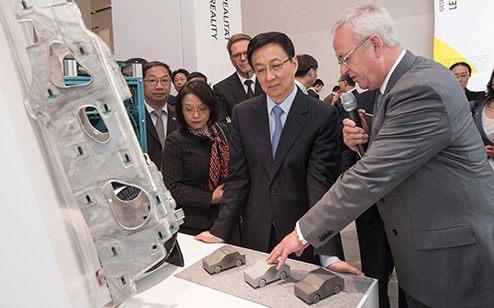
{"left": 454, "top": 72, "right": 470, "bottom": 79}
{"left": 145, "top": 79, "right": 171, "bottom": 86}
{"left": 183, "top": 105, "right": 209, "bottom": 114}
{"left": 337, "top": 36, "right": 371, "bottom": 66}
{"left": 255, "top": 58, "right": 291, "bottom": 77}
{"left": 230, "top": 52, "right": 248, "bottom": 60}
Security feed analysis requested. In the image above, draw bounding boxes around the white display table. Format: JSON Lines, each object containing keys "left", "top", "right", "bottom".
{"left": 121, "top": 234, "right": 378, "bottom": 308}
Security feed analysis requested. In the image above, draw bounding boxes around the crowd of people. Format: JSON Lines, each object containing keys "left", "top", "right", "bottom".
{"left": 130, "top": 3, "right": 494, "bottom": 308}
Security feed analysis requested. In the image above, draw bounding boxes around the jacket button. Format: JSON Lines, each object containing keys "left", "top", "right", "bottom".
{"left": 393, "top": 229, "right": 398, "bottom": 236}
{"left": 380, "top": 198, "right": 385, "bottom": 203}
{"left": 271, "top": 189, "right": 276, "bottom": 195}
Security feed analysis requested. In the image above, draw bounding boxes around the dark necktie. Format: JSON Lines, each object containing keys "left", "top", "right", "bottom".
{"left": 244, "top": 79, "right": 254, "bottom": 98}
{"left": 152, "top": 109, "right": 165, "bottom": 147}
{"left": 271, "top": 105, "right": 283, "bottom": 158}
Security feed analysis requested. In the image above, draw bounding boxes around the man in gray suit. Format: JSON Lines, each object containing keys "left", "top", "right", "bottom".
{"left": 268, "top": 4, "right": 494, "bottom": 308}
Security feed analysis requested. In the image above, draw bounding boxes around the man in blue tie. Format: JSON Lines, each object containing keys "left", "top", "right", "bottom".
{"left": 195, "top": 32, "right": 362, "bottom": 275}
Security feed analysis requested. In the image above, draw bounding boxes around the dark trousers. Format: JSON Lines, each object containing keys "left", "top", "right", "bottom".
{"left": 356, "top": 205, "right": 408, "bottom": 308}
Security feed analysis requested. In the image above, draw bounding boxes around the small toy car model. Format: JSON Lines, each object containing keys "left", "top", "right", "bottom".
{"left": 202, "top": 245, "right": 246, "bottom": 274}
{"left": 244, "top": 260, "right": 290, "bottom": 288}
{"left": 294, "top": 267, "right": 345, "bottom": 304}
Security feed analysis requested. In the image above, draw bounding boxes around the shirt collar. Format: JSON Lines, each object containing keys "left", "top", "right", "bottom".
{"left": 267, "top": 85, "right": 297, "bottom": 115}
{"left": 294, "top": 79, "right": 308, "bottom": 94}
{"left": 145, "top": 101, "right": 167, "bottom": 113}
{"left": 237, "top": 72, "right": 257, "bottom": 85}
{"left": 380, "top": 49, "right": 406, "bottom": 95}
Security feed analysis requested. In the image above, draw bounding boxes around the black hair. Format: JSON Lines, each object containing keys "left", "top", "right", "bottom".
{"left": 174, "top": 80, "right": 219, "bottom": 127}
{"left": 295, "top": 54, "right": 318, "bottom": 77}
{"left": 247, "top": 31, "right": 295, "bottom": 68}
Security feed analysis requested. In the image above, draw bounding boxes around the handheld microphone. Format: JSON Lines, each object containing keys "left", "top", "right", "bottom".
{"left": 341, "top": 92, "right": 367, "bottom": 157}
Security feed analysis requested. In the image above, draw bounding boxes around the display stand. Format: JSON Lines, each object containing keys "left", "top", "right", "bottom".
{"left": 121, "top": 234, "right": 378, "bottom": 308}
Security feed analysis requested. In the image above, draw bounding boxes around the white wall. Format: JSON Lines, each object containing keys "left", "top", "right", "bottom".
{"left": 241, "top": 0, "right": 434, "bottom": 98}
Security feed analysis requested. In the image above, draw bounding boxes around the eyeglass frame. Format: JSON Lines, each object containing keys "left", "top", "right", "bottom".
{"left": 254, "top": 58, "right": 292, "bottom": 77}
{"left": 337, "top": 36, "right": 371, "bottom": 66}
{"left": 230, "top": 51, "right": 248, "bottom": 60}
{"left": 182, "top": 105, "right": 210, "bottom": 115}
{"left": 454, "top": 72, "right": 470, "bottom": 79}
{"left": 144, "top": 78, "right": 171, "bottom": 86}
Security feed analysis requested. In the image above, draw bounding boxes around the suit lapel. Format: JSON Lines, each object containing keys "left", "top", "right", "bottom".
{"left": 228, "top": 73, "right": 249, "bottom": 102}
{"left": 249, "top": 97, "right": 272, "bottom": 177}
{"left": 370, "top": 51, "right": 416, "bottom": 144}
{"left": 269, "top": 91, "right": 308, "bottom": 184}
{"left": 146, "top": 111, "right": 160, "bottom": 143}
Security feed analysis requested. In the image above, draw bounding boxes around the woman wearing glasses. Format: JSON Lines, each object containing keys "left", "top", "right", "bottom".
{"left": 162, "top": 80, "right": 236, "bottom": 240}
{"left": 472, "top": 68, "right": 494, "bottom": 170}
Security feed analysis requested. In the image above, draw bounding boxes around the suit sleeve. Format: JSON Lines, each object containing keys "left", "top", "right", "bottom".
{"left": 210, "top": 107, "right": 250, "bottom": 240}
{"left": 306, "top": 104, "right": 344, "bottom": 256}
{"left": 162, "top": 132, "right": 213, "bottom": 210}
{"left": 300, "top": 83, "right": 452, "bottom": 247}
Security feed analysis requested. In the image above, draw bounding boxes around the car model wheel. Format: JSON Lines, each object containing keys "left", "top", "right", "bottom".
{"left": 235, "top": 259, "right": 243, "bottom": 267}
{"left": 279, "top": 271, "right": 288, "bottom": 280}
{"left": 334, "top": 284, "right": 342, "bottom": 294}
{"left": 214, "top": 265, "right": 222, "bottom": 274}
{"left": 312, "top": 294, "right": 321, "bottom": 304}
{"left": 258, "top": 279, "right": 266, "bottom": 288}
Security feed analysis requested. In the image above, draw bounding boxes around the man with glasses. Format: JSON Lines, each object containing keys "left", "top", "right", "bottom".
{"left": 269, "top": 3, "right": 494, "bottom": 308}
{"left": 196, "top": 31, "right": 362, "bottom": 276}
{"left": 142, "top": 61, "right": 178, "bottom": 170}
{"left": 213, "top": 33, "right": 264, "bottom": 123}
{"left": 449, "top": 62, "right": 486, "bottom": 107}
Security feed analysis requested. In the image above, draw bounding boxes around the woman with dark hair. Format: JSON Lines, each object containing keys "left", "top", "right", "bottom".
{"left": 472, "top": 67, "right": 494, "bottom": 170}
{"left": 162, "top": 79, "right": 231, "bottom": 236}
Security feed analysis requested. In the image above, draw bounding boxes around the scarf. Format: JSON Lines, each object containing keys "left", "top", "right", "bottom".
{"left": 188, "top": 124, "right": 229, "bottom": 192}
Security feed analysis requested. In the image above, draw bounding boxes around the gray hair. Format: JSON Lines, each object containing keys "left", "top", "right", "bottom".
{"left": 332, "top": 3, "right": 400, "bottom": 48}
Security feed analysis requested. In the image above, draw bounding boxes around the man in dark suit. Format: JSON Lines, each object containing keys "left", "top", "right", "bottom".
{"left": 213, "top": 33, "right": 264, "bottom": 123}
{"left": 269, "top": 4, "right": 494, "bottom": 308}
{"left": 142, "top": 61, "right": 179, "bottom": 170}
{"left": 196, "top": 32, "right": 362, "bottom": 275}
{"left": 294, "top": 54, "right": 318, "bottom": 95}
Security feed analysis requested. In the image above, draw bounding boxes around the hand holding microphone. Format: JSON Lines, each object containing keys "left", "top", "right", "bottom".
{"left": 341, "top": 92, "right": 369, "bottom": 157}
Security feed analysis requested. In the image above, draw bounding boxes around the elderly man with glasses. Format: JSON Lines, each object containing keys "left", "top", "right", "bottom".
{"left": 269, "top": 3, "right": 494, "bottom": 308}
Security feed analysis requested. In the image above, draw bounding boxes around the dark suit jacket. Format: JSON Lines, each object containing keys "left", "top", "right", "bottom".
{"left": 300, "top": 51, "right": 494, "bottom": 307}
{"left": 307, "top": 89, "right": 320, "bottom": 99}
{"left": 146, "top": 104, "right": 179, "bottom": 170}
{"left": 162, "top": 123, "right": 229, "bottom": 234}
{"left": 211, "top": 88, "right": 344, "bottom": 261}
{"left": 213, "top": 72, "right": 264, "bottom": 122}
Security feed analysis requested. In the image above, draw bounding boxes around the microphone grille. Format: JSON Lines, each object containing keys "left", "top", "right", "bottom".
{"left": 341, "top": 92, "right": 357, "bottom": 112}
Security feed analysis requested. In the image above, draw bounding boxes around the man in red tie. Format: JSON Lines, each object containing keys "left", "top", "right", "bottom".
{"left": 213, "top": 33, "right": 265, "bottom": 123}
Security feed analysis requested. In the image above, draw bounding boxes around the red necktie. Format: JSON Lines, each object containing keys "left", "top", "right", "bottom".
{"left": 244, "top": 79, "right": 254, "bottom": 98}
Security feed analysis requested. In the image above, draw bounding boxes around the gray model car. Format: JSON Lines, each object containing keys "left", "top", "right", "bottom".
{"left": 294, "top": 267, "right": 345, "bottom": 304}
{"left": 244, "top": 260, "right": 290, "bottom": 288}
{"left": 202, "top": 245, "right": 246, "bottom": 274}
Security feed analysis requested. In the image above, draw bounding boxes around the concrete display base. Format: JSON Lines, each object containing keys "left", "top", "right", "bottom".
{"left": 176, "top": 244, "right": 376, "bottom": 307}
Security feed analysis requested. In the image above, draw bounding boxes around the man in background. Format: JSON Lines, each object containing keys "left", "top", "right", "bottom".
{"left": 294, "top": 54, "right": 319, "bottom": 95}
{"left": 214, "top": 33, "right": 264, "bottom": 123}
{"left": 308, "top": 78, "right": 324, "bottom": 99}
{"left": 143, "top": 61, "right": 179, "bottom": 170}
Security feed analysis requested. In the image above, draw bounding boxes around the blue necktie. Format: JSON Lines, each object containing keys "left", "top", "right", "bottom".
{"left": 271, "top": 105, "right": 283, "bottom": 158}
